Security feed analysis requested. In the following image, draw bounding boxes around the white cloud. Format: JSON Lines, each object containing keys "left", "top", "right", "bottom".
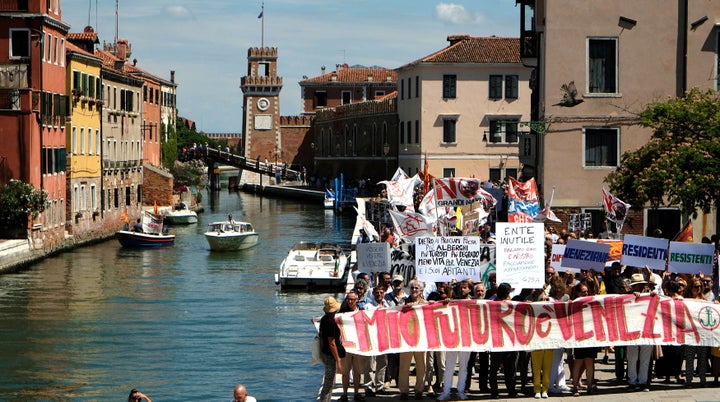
{"left": 164, "top": 5, "right": 192, "bottom": 18}
{"left": 435, "top": 3, "right": 472, "bottom": 24}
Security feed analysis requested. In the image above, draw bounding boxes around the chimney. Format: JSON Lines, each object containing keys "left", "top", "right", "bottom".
{"left": 367, "top": 73, "right": 374, "bottom": 81}
{"left": 321, "top": 66, "right": 326, "bottom": 74}
{"left": 170, "top": 70, "right": 175, "bottom": 83}
{"left": 116, "top": 39, "right": 128, "bottom": 60}
{"left": 447, "top": 34, "right": 471, "bottom": 46}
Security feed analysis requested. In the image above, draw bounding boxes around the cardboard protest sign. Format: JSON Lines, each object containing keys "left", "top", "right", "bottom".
{"left": 550, "top": 244, "right": 566, "bottom": 272}
{"left": 561, "top": 239, "right": 610, "bottom": 272}
{"left": 415, "top": 236, "right": 493, "bottom": 283}
{"left": 667, "top": 242, "right": 715, "bottom": 275}
{"left": 621, "top": 234, "right": 669, "bottom": 270}
{"left": 357, "top": 242, "right": 391, "bottom": 273}
{"left": 334, "top": 295, "right": 720, "bottom": 355}
{"left": 495, "top": 222, "right": 545, "bottom": 289}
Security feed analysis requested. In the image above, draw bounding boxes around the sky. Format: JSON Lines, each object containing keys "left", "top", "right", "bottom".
{"left": 60, "top": 0, "right": 520, "bottom": 133}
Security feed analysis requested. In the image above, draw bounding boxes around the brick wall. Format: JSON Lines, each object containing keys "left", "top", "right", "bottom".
{"left": 142, "top": 165, "right": 173, "bottom": 206}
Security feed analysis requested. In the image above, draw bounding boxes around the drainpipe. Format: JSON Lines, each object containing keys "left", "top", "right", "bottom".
{"left": 677, "top": 0, "right": 688, "bottom": 96}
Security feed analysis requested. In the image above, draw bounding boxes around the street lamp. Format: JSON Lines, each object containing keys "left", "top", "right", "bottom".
{"left": 383, "top": 142, "right": 390, "bottom": 179}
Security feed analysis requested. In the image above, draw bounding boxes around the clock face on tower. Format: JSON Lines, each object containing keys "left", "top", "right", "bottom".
{"left": 257, "top": 97, "right": 270, "bottom": 111}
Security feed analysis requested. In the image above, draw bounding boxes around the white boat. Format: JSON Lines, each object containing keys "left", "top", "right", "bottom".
{"left": 117, "top": 211, "right": 175, "bottom": 248}
{"left": 324, "top": 189, "right": 335, "bottom": 209}
{"left": 162, "top": 203, "right": 198, "bottom": 225}
{"left": 278, "top": 242, "right": 349, "bottom": 290}
{"left": 204, "top": 221, "right": 258, "bottom": 251}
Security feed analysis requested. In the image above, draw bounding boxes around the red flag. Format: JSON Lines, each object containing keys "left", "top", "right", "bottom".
{"left": 672, "top": 219, "right": 693, "bottom": 242}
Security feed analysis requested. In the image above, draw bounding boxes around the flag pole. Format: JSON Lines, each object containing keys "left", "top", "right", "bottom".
{"left": 261, "top": 1, "right": 265, "bottom": 48}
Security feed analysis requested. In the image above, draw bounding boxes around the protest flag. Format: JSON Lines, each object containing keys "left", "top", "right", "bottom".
{"left": 672, "top": 219, "right": 693, "bottom": 242}
{"left": 601, "top": 188, "right": 630, "bottom": 231}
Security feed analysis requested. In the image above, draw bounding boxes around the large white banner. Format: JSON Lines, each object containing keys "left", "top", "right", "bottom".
{"left": 357, "top": 242, "right": 391, "bottom": 273}
{"left": 667, "top": 242, "right": 715, "bottom": 275}
{"left": 561, "top": 239, "right": 610, "bottom": 272}
{"left": 330, "top": 295, "right": 720, "bottom": 355}
{"left": 495, "top": 222, "right": 545, "bottom": 289}
{"left": 415, "top": 236, "right": 492, "bottom": 283}
{"left": 621, "top": 234, "right": 669, "bottom": 270}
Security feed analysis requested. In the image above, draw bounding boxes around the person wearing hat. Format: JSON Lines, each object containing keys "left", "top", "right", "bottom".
{"left": 625, "top": 272, "right": 655, "bottom": 392}
{"left": 489, "top": 283, "right": 519, "bottom": 399}
{"left": 318, "top": 296, "right": 346, "bottom": 402}
{"left": 384, "top": 274, "right": 407, "bottom": 307}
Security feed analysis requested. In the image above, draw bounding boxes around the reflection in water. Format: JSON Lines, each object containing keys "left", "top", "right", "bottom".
{"left": 0, "top": 190, "right": 355, "bottom": 401}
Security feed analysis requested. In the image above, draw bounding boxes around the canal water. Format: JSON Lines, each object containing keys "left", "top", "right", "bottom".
{"left": 0, "top": 189, "right": 356, "bottom": 401}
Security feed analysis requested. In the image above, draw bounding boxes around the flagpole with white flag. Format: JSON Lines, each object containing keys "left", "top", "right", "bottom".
{"left": 259, "top": 1, "right": 265, "bottom": 47}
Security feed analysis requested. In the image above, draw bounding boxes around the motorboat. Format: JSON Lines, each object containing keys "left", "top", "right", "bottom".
{"left": 117, "top": 211, "right": 174, "bottom": 248}
{"left": 116, "top": 230, "right": 175, "bottom": 248}
{"left": 324, "top": 189, "right": 335, "bottom": 209}
{"left": 204, "top": 221, "right": 259, "bottom": 251}
{"left": 278, "top": 242, "right": 349, "bottom": 290}
{"left": 162, "top": 203, "right": 198, "bottom": 225}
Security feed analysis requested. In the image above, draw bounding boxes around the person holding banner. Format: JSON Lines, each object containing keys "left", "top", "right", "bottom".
{"left": 570, "top": 283, "right": 599, "bottom": 397}
{"left": 397, "top": 280, "right": 427, "bottom": 400}
{"left": 437, "top": 280, "right": 473, "bottom": 401}
{"left": 625, "top": 273, "right": 655, "bottom": 392}
{"left": 655, "top": 280, "right": 685, "bottom": 384}
{"left": 489, "top": 283, "right": 519, "bottom": 399}
{"left": 683, "top": 277, "right": 711, "bottom": 388}
{"left": 338, "top": 291, "right": 367, "bottom": 402}
{"left": 530, "top": 291, "right": 553, "bottom": 399}
{"left": 365, "top": 286, "right": 390, "bottom": 395}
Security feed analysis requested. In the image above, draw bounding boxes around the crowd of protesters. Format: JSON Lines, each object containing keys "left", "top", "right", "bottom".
{"left": 318, "top": 223, "right": 720, "bottom": 401}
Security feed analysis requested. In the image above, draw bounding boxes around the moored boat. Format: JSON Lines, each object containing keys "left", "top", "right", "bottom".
{"left": 323, "top": 189, "right": 335, "bottom": 209}
{"left": 278, "top": 241, "right": 349, "bottom": 290}
{"left": 204, "top": 221, "right": 259, "bottom": 251}
{"left": 162, "top": 203, "right": 198, "bottom": 225}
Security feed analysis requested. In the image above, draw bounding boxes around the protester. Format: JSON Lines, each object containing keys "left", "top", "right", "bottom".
{"left": 397, "top": 280, "right": 427, "bottom": 400}
{"left": 530, "top": 290, "right": 553, "bottom": 399}
{"left": 489, "top": 283, "right": 519, "bottom": 399}
{"left": 437, "top": 280, "right": 473, "bottom": 401}
{"left": 232, "top": 384, "right": 257, "bottom": 402}
{"left": 683, "top": 276, "right": 710, "bottom": 388}
{"left": 625, "top": 273, "right": 655, "bottom": 392}
{"left": 365, "top": 285, "right": 390, "bottom": 395}
{"left": 318, "top": 297, "right": 345, "bottom": 402}
{"left": 570, "top": 283, "right": 599, "bottom": 396}
{"left": 338, "top": 291, "right": 367, "bottom": 401}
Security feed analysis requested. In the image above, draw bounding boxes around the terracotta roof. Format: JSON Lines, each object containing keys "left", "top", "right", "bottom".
{"left": 65, "top": 41, "right": 98, "bottom": 59}
{"left": 399, "top": 35, "right": 520, "bottom": 69}
{"left": 301, "top": 64, "right": 397, "bottom": 84}
{"left": 67, "top": 26, "right": 99, "bottom": 43}
{"left": 375, "top": 90, "right": 397, "bottom": 102}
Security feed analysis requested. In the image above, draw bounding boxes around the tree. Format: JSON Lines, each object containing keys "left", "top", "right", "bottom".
{"left": 605, "top": 88, "right": 720, "bottom": 216}
{"left": 0, "top": 180, "right": 49, "bottom": 237}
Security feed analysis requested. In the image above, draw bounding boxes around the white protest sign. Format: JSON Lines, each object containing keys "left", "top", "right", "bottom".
{"left": 415, "top": 236, "right": 489, "bottom": 282}
{"left": 495, "top": 222, "right": 545, "bottom": 289}
{"left": 621, "top": 234, "right": 669, "bottom": 270}
{"left": 667, "top": 242, "right": 715, "bottom": 275}
{"left": 550, "top": 244, "right": 566, "bottom": 272}
{"left": 561, "top": 239, "right": 611, "bottom": 272}
{"left": 357, "top": 242, "right": 391, "bottom": 272}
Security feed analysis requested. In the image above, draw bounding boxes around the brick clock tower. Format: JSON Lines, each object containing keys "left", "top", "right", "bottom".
{"left": 240, "top": 47, "right": 283, "bottom": 163}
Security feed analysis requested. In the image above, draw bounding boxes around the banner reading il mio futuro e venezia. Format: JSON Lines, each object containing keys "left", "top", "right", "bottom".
{"left": 332, "top": 295, "right": 720, "bottom": 356}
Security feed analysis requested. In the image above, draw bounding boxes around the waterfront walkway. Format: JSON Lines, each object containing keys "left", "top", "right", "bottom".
{"left": 324, "top": 352, "right": 719, "bottom": 401}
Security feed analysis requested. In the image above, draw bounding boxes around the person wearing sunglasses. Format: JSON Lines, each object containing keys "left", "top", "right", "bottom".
{"left": 683, "top": 277, "right": 711, "bottom": 388}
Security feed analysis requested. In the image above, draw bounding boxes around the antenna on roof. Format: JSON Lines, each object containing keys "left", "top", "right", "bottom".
{"left": 115, "top": 0, "right": 119, "bottom": 45}
{"left": 87, "top": 0, "right": 91, "bottom": 26}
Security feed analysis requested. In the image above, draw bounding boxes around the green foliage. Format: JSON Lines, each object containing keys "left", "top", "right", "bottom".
{"left": 171, "top": 159, "right": 208, "bottom": 190}
{"left": 0, "top": 179, "right": 49, "bottom": 227}
{"left": 162, "top": 122, "right": 178, "bottom": 170}
{"left": 175, "top": 117, "right": 221, "bottom": 150}
{"left": 605, "top": 88, "right": 720, "bottom": 216}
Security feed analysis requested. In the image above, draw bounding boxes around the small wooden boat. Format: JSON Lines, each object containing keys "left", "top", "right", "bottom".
{"left": 117, "top": 211, "right": 175, "bottom": 248}
{"left": 204, "top": 221, "right": 258, "bottom": 251}
{"left": 116, "top": 230, "right": 175, "bottom": 248}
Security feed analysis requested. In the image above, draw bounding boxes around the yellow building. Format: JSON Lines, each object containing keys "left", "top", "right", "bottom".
{"left": 66, "top": 40, "right": 103, "bottom": 238}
